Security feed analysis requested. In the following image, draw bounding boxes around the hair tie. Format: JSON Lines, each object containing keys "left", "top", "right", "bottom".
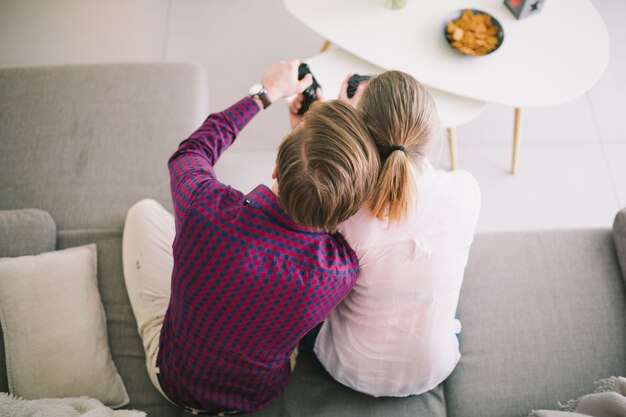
{"left": 390, "top": 145, "right": 405, "bottom": 153}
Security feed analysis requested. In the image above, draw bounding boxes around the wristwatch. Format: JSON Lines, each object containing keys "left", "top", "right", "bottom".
{"left": 248, "top": 83, "right": 271, "bottom": 109}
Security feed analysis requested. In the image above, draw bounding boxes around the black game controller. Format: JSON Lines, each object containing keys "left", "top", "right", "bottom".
{"left": 347, "top": 74, "right": 372, "bottom": 98}
{"left": 297, "top": 63, "right": 322, "bottom": 115}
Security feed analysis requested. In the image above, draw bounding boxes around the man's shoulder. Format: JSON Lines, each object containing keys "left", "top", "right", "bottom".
{"left": 261, "top": 230, "right": 358, "bottom": 279}
{"left": 313, "top": 232, "right": 359, "bottom": 277}
{"left": 194, "top": 181, "right": 247, "bottom": 209}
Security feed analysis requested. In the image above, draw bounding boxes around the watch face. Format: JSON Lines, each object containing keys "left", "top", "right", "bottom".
{"left": 249, "top": 83, "right": 263, "bottom": 96}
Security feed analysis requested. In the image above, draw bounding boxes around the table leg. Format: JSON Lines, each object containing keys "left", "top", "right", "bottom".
{"left": 447, "top": 127, "right": 458, "bottom": 171}
{"left": 511, "top": 107, "right": 523, "bottom": 174}
{"left": 320, "top": 40, "right": 332, "bottom": 53}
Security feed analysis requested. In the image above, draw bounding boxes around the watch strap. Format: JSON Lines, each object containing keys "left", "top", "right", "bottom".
{"left": 251, "top": 85, "right": 271, "bottom": 109}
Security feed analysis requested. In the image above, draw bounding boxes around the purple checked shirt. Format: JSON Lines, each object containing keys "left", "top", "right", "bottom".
{"left": 159, "top": 97, "right": 359, "bottom": 413}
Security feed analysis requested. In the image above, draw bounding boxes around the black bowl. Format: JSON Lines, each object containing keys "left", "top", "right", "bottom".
{"left": 443, "top": 9, "right": 504, "bottom": 56}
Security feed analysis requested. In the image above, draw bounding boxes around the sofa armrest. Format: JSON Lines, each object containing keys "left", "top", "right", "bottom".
{"left": 0, "top": 209, "right": 56, "bottom": 257}
{"left": 613, "top": 208, "right": 626, "bottom": 284}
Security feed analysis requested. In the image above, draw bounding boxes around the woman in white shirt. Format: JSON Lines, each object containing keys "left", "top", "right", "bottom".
{"left": 311, "top": 71, "right": 481, "bottom": 397}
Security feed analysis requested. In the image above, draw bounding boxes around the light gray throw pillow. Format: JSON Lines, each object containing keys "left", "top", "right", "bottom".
{"left": 0, "top": 244, "right": 129, "bottom": 408}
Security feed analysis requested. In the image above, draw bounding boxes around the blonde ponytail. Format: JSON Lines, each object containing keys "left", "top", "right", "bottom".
{"left": 359, "top": 71, "right": 440, "bottom": 223}
{"left": 368, "top": 149, "right": 415, "bottom": 222}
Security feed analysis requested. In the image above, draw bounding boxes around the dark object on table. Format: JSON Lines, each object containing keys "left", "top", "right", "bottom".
{"left": 443, "top": 9, "right": 504, "bottom": 57}
{"left": 347, "top": 74, "right": 372, "bottom": 98}
{"left": 504, "top": 0, "right": 545, "bottom": 19}
{"left": 297, "top": 63, "right": 322, "bottom": 115}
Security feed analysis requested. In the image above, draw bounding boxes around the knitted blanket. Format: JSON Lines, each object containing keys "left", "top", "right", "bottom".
{"left": 0, "top": 393, "right": 146, "bottom": 417}
{"left": 529, "top": 376, "right": 626, "bottom": 417}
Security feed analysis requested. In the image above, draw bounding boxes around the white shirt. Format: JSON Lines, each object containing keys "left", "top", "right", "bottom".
{"left": 314, "top": 159, "right": 481, "bottom": 397}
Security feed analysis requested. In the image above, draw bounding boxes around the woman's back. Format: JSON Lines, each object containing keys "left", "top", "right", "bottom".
{"left": 314, "top": 160, "right": 481, "bottom": 397}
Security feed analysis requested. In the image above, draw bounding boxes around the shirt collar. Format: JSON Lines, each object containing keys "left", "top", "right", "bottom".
{"left": 247, "top": 185, "right": 325, "bottom": 235}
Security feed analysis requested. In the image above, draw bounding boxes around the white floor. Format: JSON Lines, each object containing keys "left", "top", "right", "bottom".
{"left": 1, "top": 0, "right": 624, "bottom": 232}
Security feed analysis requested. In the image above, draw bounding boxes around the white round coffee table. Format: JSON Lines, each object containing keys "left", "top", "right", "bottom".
{"left": 304, "top": 46, "right": 486, "bottom": 169}
{"left": 286, "top": 0, "right": 610, "bottom": 173}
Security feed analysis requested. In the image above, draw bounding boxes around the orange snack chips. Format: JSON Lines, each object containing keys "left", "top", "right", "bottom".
{"left": 446, "top": 10, "right": 500, "bottom": 56}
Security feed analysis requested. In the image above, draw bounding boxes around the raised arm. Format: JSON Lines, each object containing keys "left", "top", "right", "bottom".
{"left": 168, "top": 98, "right": 258, "bottom": 227}
{"left": 168, "top": 59, "right": 313, "bottom": 227}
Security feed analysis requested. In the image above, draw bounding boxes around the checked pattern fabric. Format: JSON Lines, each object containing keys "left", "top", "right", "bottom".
{"left": 158, "top": 97, "right": 359, "bottom": 413}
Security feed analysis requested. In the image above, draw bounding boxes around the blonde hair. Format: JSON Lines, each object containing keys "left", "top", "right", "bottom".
{"left": 358, "top": 71, "right": 440, "bottom": 223}
{"left": 276, "top": 100, "right": 379, "bottom": 231}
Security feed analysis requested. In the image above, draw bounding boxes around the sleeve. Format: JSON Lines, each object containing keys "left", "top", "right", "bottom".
{"left": 168, "top": 97, "right": 260, "bottom": 228}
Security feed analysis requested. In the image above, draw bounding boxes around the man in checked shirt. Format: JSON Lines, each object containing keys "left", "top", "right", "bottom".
{"left": 122, "top": 60, "right": 379, "bottom": 414}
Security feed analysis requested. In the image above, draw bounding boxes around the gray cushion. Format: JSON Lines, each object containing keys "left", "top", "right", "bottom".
{"left": 251, "top": 349, "right": 446, "bottom": 417}
{"left": 0, "top": 63, "right": 208, "bottom": 231}
{"left": 614, "top": 208, "right": 626, "bottom": 283}
{"left": 0, "top": 244, "right": 129, "bottom": 407}
{"left": 444, "top": 229, "right": 626, "bottom": 417}
{"left": 0, "top": 208, "right": 57, "bottom": 393}
{"left": 0, "top": 209, "right": 56, "bottom": 258}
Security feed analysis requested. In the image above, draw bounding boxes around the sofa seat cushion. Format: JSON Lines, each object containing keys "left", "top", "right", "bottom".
{"left": 444, "top": 229, "right": 626, "bottom": 417}
{"left": 56, "top": 228, "right": 447, "bottom": 417}
{"left": 249, "top": 348, "right": 447, "bottom": 417}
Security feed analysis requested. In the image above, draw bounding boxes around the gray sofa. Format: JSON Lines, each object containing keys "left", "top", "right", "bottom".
{"left": 0, "top": 63, "right": 625, "bottom": 417}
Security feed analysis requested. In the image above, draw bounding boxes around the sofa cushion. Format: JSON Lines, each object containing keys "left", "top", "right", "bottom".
{"left": 0, "top": 244, "right": 129, "bottom": 407}
{"left": 250, "top": 349, "right": 446, "bottom": 417}
{"left": 444, "top": 229, "right": 626, "bottom": 417}
{"left": 614, "top": 208, "right": 626, "bottom": 283}
{"left": 0, "top": 63, "right": 208, "bottom": 231}
{"left": 56, "top": 229, "right": 446, "bottom": 417}
{"left": 0, "top": 208, "right": 57, "bottom": 393}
